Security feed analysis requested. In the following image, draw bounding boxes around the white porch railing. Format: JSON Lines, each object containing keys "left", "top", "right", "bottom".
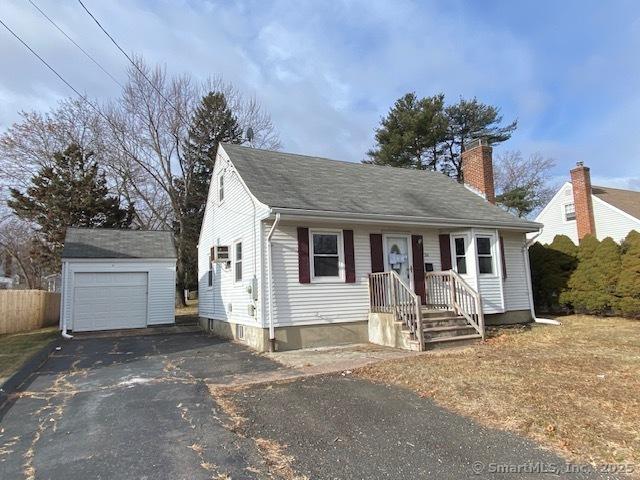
{"left": 369, "top": 271, "right": 423, "bottom": 347}
{"left": 425, "top": 271, "right": 485, "bottom": 339}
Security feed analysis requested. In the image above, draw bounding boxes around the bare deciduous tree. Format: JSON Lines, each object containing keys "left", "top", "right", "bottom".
{"left": 494, "top": 150, "right": 557, "bottom": 218}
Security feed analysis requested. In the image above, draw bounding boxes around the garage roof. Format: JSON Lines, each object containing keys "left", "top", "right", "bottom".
{"left": 62, "top": 228, "right": 177, "bottom": 259}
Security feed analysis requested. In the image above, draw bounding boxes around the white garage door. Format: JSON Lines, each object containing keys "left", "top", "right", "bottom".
{"left": 73, "top": 272, "right": 148, "bottom": 332}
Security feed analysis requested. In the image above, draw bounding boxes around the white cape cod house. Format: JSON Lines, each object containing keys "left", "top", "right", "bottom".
{"left": 198, "top": 141, "right": 541, "bottom": 351}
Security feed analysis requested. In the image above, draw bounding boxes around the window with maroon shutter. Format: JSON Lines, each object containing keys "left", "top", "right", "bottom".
{"left": 370, "top": 234, "right": 384, "bottom": 273}
{"left": 344, "top": 230, "right": 355, "bottom": 283}
{"left": 411, "top": 235, "right": 426, "bottom": 303}
{"left": 439, "top": 234, "right": 452, "bottom": 271}
{"left": 499, "top": 236, "right": 507, "bottom": 279}
{"left": 297, "top": 227, "right": 310, "bottom": 283}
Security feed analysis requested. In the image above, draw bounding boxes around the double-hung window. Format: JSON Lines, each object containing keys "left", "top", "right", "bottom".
{"left": 476, "top": 236, "right": 494, "bottom": 274}
{"left": 219, "top": 175, "right": 225, "bottom": 203}
{"left": 454, "top": 237, "right": 467, "bottom": 274}
{"left": 234, "top": 242, "right": 242, "bottom": 282}
{"left": 310, "top": 230, "right": 343, "bottom": 281}
{"left": 564, "top": 203, "right": 576, "bottom": 221}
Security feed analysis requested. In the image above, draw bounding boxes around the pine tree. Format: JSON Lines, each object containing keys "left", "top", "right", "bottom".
{"left": 616, "top": 230, "right": 640, "bottom": 317}
{"left": 7, "top": 143, "right": 134, "bottom": 272}
{"left": 564, "top": 235, "right": 621, "bottom": 314}
{"left": 176, "top": 92, "right": 243, "bottom": 295}
{"left": 365, "top": 93, "right": 447, "bottom": 170}
{"left": 529, "top": 235, "right": 578, "bottom": 311}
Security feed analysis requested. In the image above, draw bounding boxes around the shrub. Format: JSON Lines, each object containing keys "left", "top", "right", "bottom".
{"left": 563, "top": 235, "right": 621, "bottom": 314}
{"left": 616, "top": 230, "right": 640, "bottom": 317}
{"left": 529, "top": 235, "right": 577, "bottom": 312}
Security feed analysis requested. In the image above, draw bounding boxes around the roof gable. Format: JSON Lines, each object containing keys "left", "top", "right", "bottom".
{"left": 221, "top": 144, "right": 537, "bottom": 230}
{"left": 62, "top": 228, "right": 176, "bottom": 259}
{"left": 592, "top": 185, "right": 640, "bottom": 221}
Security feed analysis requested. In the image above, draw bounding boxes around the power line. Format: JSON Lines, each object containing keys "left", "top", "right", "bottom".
{"left": 27, "top": 0, "right": 124, "bottom": 88}
{"left": 77, "top": 0, "right": 191, "bottom": 127}
{"left": 0, "top": 17, "right": 108, "bottom": 121}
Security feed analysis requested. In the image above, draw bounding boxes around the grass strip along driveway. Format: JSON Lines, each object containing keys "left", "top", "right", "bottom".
{"left": 358, "top": 315, "right": 640, "bottom": 470}
{"left": 0, "top": 327, "right": 58, "bottom": 383}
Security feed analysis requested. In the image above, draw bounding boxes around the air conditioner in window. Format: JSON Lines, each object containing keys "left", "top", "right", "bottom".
{"left": 213, "top": 245, "right": 230, "bottom": 262}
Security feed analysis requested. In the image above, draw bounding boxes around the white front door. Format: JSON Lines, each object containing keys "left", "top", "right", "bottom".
{"left": 384, "top": 235, "right": 413, "bottom": 288}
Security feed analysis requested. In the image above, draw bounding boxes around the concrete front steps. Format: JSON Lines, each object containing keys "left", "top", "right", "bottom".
{"left": 408, "top": 309, "right": 482, "bottom": 351}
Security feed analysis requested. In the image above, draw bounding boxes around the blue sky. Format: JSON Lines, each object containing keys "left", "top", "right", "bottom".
{"left": 1, "top": 0, "right": 639, "bottom": 189}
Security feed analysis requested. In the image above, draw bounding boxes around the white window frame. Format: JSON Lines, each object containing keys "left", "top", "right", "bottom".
{"left": 218, "top": 174, "right": 225, "bottom": 204}
{"left": 309, "top": 229, "right": 344, "bottom": 283}
{"left": 562, "top": 202, "right": 576, "bottom": 223}
{"left": 451, "top": 234, "right": 469, "bottom": 276}
{"left": 475, "top": 234, "right": 496, "bottom": 277}
{"left": 233, "top": 241, "right": 242, "bottom": 283}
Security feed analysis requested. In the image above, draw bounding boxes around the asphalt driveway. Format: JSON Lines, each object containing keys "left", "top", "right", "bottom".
{"left": 0, "top": 332, "right": 621, "bottom": 480}
{"left": 0, "top": 331, "right": 284, "bottom": 480}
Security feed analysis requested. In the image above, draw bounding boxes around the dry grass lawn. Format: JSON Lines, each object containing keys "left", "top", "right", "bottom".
{"left": 357, "top": 315, "right": 640, "bottom": 468}
{"left": 0, "top": 327, "right": 58, "bottom": 380}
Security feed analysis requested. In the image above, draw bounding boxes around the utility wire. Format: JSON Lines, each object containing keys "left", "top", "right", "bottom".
{"left": 27, "top": 0, "right": 124, "bottom": 88}
{"left": 77, "top": 0, "right": 190, "bottom": 127}
{"left": 0, "top": 17, "right": 107, "bottom": 120}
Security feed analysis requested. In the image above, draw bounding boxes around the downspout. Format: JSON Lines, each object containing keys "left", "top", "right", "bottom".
{"left": 60, "top": 261, "right": 73, "bottom": 339}
{"left": 522, "top": 231, "right": 561, "bottom": 325}
{"left": 266, "top": 212, "right": 281, "bottom": 352}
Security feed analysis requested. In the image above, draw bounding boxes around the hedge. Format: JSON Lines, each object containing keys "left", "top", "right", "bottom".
{"left": 530, "top": 230, "right": 640, "bottom": 318}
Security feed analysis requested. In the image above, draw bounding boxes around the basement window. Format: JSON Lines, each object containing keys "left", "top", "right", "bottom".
{"left": 564, "top": 203, "right": 576, "bottom": 221}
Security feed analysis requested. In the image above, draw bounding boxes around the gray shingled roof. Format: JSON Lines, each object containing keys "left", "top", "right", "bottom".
{"left": 62, "top": 228, "right": 176, "bottom": 259}
{"left": 222, "top": 144, "right": 539, "bottom": 230}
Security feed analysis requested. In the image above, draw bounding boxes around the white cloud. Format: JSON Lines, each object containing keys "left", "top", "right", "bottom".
{"left": 0, "top": 0, "right": 638, "bottom": 190}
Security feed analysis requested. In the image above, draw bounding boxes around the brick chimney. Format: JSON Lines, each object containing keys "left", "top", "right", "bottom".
{"left": 570, "top": 161, "right": 596, "bottom": 240}
{"left": 461, "top": 138, "right": 495, "bottom": 204}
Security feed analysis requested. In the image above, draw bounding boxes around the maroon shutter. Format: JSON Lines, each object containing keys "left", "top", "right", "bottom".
{"left": 344, "top": 230, "right": 356, "bottom": 283}
{"left": 439, "top": 234, "right": 452, "bottom": 271}
{"left": 208, "top": 247, "right": 214, "bottom": 286}
{"left": 297, "top": 227, "right": 310, "bottom": 283}
{"left": 369, "top": 234, "right": 384, "bottom": 273}
{"left": 499, "top": 236, "right": 507, "bottom": 279}
{"left": 411, "top": 235, "right": 426, "bottom": 304}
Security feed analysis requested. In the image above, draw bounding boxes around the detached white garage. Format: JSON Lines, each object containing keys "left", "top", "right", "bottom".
{"left": 60, "top": 228, "right": 177, "bottom": 333}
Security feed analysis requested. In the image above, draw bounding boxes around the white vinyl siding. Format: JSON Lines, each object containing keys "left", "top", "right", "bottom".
{"left": 60, "top": 259, "right": 176, "bottom": 331}
{"left": 501, "top": 232, "right": 531, "bottom": 311}
{"left": 534, "top": 182, "right": 640, "bottom": 245}
{"left": 198, "top": 147, "right": 268, "bottom": 326}
{"left": 592, "top": 196, "right": 640, "bottom": 243}
{"left": 534, "top": 182, "right": 579, "bottom": 244}
{"left": 261, "top": 225, "right": 482, "bottom": 327}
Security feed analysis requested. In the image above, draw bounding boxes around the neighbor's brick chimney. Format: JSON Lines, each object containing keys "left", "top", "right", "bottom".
{"left": 570, "top": 161, "right": 596, "bottom": 240}
{"left": 461, "top": 138, "right": 495, "bottom": 204}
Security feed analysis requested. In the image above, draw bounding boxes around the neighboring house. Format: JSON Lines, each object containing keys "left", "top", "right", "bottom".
{"left": 534, "top": 162, "right": 640, "bottom": 244}
{"left": 60, "top": 228, "right": 177, "bottom": 333}
{"left": 198, "top": 140, "right": 541, "bottom": 352}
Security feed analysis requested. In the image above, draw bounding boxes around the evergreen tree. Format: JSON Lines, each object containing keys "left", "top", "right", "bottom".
{"left": 443, "top": 97, "right": 517, "bottom": 180}
{"left": 365, "top": 93, "right": 447, "bottom": 170}
{"left": 563, "top": 236, "right": 621, "bottom": 314}
{"left": 616, "top": 230, "right": 640, "bottom": 317}
{"left": 7, "top": 143, "right": 134, "bottom": 272}
{"left": 176, "top": 92, "right": 243, "bottom": 294}
{"left": 529, "top": 235, "right": 577, "bottom": 311}
{"left": 365, "top": 94, "right": 516, "bottom": 181}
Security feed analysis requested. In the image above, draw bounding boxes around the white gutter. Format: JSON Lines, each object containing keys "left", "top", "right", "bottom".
{"left": 522, "top": 231, "right": 561, "bottom": 326}
{"left": 266, "top": 212, "right": 281, "bottom": 351}
{"left": 270, "top": 207, "right": 541, "bottom": 232}
{"left": 60, "top": 261, "right": 73, "bottom": 339}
